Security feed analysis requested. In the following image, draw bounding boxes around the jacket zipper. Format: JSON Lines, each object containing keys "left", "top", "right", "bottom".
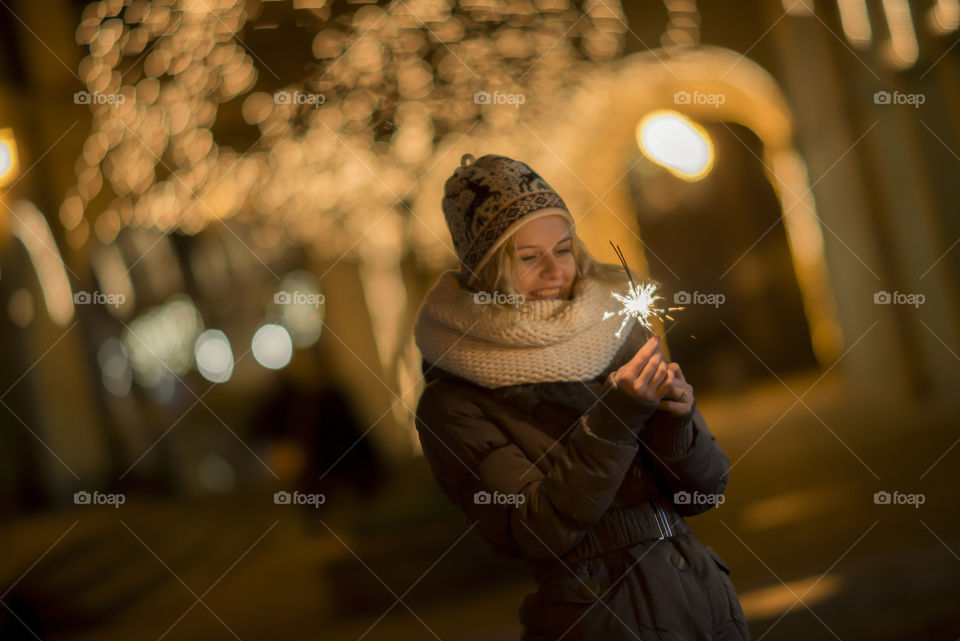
{"left": 663, "top": 499, "right": 675, "bottom": 537}
{"left": 651, "top": 498, "right": 666, "bottom": 539}
{"left": 652, "top": 498, "right": 673, "bottom": 538}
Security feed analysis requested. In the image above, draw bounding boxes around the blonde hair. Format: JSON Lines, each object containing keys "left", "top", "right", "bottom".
{"left": 462, "top": 225, "right": 625, "bottom": 309}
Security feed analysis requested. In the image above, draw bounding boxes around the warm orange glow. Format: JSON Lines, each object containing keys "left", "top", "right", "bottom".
{"left": 636, "top": 110, "right": 716, "bottom": 182}
{"left": 67, "top": 0, "right": 629, "bottom": 266}
{"left": 837, "top": 0, "right": 872, "bottom": 48}
{"left": 928, "top": 0, "right": 960, "bottom": 34}
{"left": 739, "top": 574, "right": 843, "bottom": 620}
{"left": 0, "top": 128, "right": 19, "bottom": 188}
{"left": 881, "top": 0, "right": 920, "bottom": 69}
{"left": 10, "top": 200, "right": 75, "bottom": 326}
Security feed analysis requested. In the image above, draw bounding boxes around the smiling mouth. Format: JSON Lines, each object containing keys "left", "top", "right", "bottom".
{"left": 530, "top": 288, "right": 562, "bottom": 298}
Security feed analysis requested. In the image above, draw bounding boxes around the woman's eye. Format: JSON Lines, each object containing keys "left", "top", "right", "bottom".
{"left": 557, "top": 248, "right": 571, "bottom": 254}
{"left": 521, "top": 255, "right": 536, "bottom": 261}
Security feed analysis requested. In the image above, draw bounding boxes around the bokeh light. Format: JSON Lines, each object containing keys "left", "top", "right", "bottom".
{"left": 194, "top": 329, "right": 234, "bottom": 383}
{"left": 251, "top": 323, "right": 293, "bottom": 370}
{"left": 0, "top": 128, "right": 18, "bottom": 188}
{"left": 637, "top": 110, "right": 716, "bottom": 182}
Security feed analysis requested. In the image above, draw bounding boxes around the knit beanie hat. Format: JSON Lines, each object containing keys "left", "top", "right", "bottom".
{"left": 441, "top": 154, "right": 574, "bottom": 286}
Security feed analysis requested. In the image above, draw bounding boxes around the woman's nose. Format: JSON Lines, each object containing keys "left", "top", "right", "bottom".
{"left": 541, "top": 254, "right": 562, "bottom": 278}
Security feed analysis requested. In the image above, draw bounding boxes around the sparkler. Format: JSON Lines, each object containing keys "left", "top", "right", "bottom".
{"left": 603, "top": 241, "right": 682, "bottom": 338}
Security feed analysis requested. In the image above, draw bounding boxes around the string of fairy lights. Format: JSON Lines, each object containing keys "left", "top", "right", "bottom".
{"left": 64, "top": 0, "right": 628, "bottom": 270}
{"left": 57, "top": 0, "right": 957, "bottom": 395}
{"left": 60, "top": 0, "right": 629, "bottom": 395}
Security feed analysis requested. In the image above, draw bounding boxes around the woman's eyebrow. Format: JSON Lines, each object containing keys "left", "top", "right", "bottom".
{"left": 517, "top": 236, "right": 572, "bottom": 250}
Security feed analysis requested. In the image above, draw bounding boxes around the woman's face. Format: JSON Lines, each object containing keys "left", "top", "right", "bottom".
{"left": 511, "top": 214, "right": 576, "bottom": 301}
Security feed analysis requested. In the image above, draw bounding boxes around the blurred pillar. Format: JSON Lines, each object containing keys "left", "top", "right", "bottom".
{"left": 315, "top": 259, "right": 411, "bottom": 467}
{"left": 768, "top": 9, "right": 913, "bottom": 402}
{"left": 1, "top": 201, "right": 111, "bottom": 502}
{"left": 2, "top": 0, "right": 120, "bottom": 499}
{"left": 357, "top": 257, "right": 420, "bottom": 454}
{"left": 863, "top": 88, "right": 960, "bottom": 399}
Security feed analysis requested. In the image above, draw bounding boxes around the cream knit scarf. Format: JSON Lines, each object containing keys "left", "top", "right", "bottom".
{"left": 414, "top": 270, "right": 637, "bottom": 388}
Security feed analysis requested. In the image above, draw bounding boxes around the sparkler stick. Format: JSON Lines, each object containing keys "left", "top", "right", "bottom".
{"left": 603, "top": 241, "right": 682, "bottom": 338}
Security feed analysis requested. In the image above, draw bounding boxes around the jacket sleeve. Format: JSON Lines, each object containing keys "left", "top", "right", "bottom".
{"left": 415, "top": 380, "right": 658, "bottom": 559}
{"left": 639, "top": 402, "right": 731, "bottom": 516}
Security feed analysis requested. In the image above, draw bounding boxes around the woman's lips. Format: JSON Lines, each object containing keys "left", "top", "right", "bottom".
{"left": 529, "top": 287, "right": 562, "bottom": 298}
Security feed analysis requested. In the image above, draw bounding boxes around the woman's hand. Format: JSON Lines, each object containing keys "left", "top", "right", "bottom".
{"left": 611, "top": 336, "right": 695, "bottom": 417}
{"left": 656, "top": 362, "right": 694, "bottom": 416}
{"left": 610, "top": 335, "right": 671, "bottom": 404}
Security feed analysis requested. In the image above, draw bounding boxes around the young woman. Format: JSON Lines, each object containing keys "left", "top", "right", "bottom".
{"left": 414, "top": 153, "right": 750, "bottom": 640}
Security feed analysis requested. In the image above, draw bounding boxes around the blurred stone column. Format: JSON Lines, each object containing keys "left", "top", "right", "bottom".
{"left": 863, "top": 84, "right": 960, "bottom": 400}
{"left": 767, "top": 9, "right": 913, "bottom": 402}
{"left": 316, "top": 258, "right": 411, "bottom": 467}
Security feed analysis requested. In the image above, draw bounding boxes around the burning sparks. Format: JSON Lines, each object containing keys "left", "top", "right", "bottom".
{"left": 604, "top": 280, "right": 672, "bottom": 336}
{"left": 603, "top": 242, "right": 682, "bottom": 337}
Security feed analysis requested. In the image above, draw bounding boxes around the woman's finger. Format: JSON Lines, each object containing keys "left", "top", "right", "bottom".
{"left": 648, "top": 362, "right": 669, "bottom": 394}
{"left": 659, "top": 380, "right": 692, "bottom": 403}
{"left": 655, "top": 369, "right": 675, "bottom": 397}
{"left": 635, "top": 354, "right": 664, "bottom": 391}
{"left": 626, "top": 336, "right": 661, "bottom": 379}
{"left": 668, "top": 362, "right": 684, "bottom": 381}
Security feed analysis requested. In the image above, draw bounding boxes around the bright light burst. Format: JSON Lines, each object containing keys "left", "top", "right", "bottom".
{"left": 603, "top": 241, "right": 681, "bottom": 337}
{"left": 604, "top": 281, "right": 674, "bottom": 337}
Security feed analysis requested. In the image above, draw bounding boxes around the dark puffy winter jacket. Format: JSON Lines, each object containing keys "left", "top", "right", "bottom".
{"left": 414, "top": 324, "right": 750, "bottom": 641}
